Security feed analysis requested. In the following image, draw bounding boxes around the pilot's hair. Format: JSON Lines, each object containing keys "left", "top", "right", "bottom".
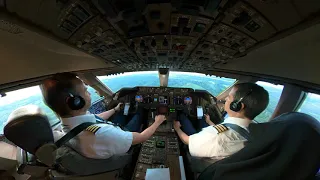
{"left": 233, "top": 83, "right": 269, "bottom": 120}
{"left": 40, "top": 72, "right": 80, "bottom": 117}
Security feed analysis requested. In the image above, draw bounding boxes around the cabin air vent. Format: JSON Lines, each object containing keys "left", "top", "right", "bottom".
{"left": 0, "top": 20, "right": 23, "bottom": 34}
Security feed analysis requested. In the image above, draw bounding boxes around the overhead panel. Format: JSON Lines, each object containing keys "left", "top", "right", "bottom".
{"left": 58, "top": 0, "right": 98, "bottom": 39}
{"left": 145, "top": 3, "right": 172, "bottom": 34}
{"left": 2, "top": 0, "right": 320, "bottom": 79}
{"left": 222, "top": 1, "right": 277, "bottom": 41}
{"left": 170, "top": 13, "right": 214, "bottom": 37}
{"left": 244, "top": 0, "right": 302, "bottom": 31}
{"left": 187, "top": 23, "right": 258, "bottom": 70}
{"left": 58, "top": 1, "right": 143, "bottom": 70}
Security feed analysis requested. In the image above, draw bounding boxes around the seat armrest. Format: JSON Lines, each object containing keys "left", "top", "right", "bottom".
{"left": 16, "top": 147, "right": 27, "bottom": 168}
{"left": 186, "top": 151, "right": 218, "bottom": 173}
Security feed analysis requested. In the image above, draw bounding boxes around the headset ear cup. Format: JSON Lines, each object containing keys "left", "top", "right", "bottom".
{"left": 230, "top": 101, "right": 241, "bottom": 112}
{"left": 67, "top": 95, "right": 86, "bottom": 110}
{"left": 77, "top": 96, "right": 86, "bottom": 109}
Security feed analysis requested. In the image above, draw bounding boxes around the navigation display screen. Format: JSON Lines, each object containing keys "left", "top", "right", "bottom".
{"left": 184, "top": 96, "right": 192, "bottom": 105}
{"left": 159, "top": 96, "right": 168, "bottom": 104}
{"left": 135, "top": 95, "right": 143, "bottom": 102}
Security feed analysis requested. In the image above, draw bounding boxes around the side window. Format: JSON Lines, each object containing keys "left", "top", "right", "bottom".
{"left": 255, "top": 81, "right": 284, "bottom": 123}
{"left": 87, "top": 86, "right": 103, "bottom": 104}
{"left": 297, "top": 93, "right": 320, "bottom": 121}
{"left": 0, "top": 86, "right": 59, "bottom": 134}
{"left": 0, "top": 85, "right": 103, "bottom": 134}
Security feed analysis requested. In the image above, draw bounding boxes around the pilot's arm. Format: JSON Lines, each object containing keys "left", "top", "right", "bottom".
{"left": 174, "top": 121, "right": 190, "bottom": 145}
{"left": 132, "top": 115, "right": 166, "bottom": 145}
{"left": 88, "top": 115, "right": 166, "bottom": 158}
{"left": 204, "top": 114, "right": 215, "bottom": 126}
{"left": 96, "top": 103, "right": 122, "bottom": 120}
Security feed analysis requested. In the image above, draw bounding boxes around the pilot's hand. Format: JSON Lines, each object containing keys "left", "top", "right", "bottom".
{"left": 173, "top": 121, "right": 181, "bottom": 130}
{"left": 204, "top": 114, "right": 211, "bottom": 123}
{"left": 155, "top": 115, "right": 166, "bottom": 124}
{"left": 114, "top": 103, "right": 123, "bottom": 112}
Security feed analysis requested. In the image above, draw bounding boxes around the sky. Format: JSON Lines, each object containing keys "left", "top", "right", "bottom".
{"left": 98, "top": 71, "right": 216, "bottom": 80}
{"left": 0, "top": 71, "right": 213, "bottom": 107}
{"left": 0, "top": 71, "right": 318, "bottom": 121}
{"left": 1, "top": 73, "right": 318, "bottom": 107}
{"left": 256, "top": 81, "right": 284, "bottom": 89}
{"left": 308, "top": 93, "right": 320, "bottom": 99}
{"left": 0, "top": 86, "right": 42, "bottom": 106}
{"left": 0, "top": 71, "right": 209, "bottom": 107}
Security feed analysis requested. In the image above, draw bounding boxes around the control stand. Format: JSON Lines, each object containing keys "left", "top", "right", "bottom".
{"left": 132, "top": 106, "right": 181, "bottom": 180}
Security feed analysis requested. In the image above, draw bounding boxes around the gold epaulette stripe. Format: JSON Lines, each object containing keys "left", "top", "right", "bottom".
{"left": 86, "top": 125, "right": 101, "bottom": 134}
{"left": 217, "top": 124, "right": 228, "bottom": 131}
{"left": 214, "top": 124, "right": 228, "bottom": 134}
{"left": 215, "top": 125, "right": 223, "bottom": 132}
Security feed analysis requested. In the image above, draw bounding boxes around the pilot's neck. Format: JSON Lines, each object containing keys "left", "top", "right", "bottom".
{"left": 228, "top": 113, "right": 251, "bottom": 121}
{"left": 61, "top": 110, "right": 87, "bottom": 118}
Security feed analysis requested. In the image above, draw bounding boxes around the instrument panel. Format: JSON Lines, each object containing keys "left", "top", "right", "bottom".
{"left": 116, "top": 86, "right": 223, "bottom": 127}
{"left": 138, "top": 87, "right": 191, "bottom": 94}
{"left": 117, "top": 86, "right": 222, "bottom": 180}
{"left": 135, "top": 87, "right": 193, "bottom": 106}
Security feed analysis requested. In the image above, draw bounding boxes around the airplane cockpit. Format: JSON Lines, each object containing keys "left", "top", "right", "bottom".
{"left": 113, "top": 86, "right": 221, "bottom": 122}
{"left": 107, "top": 85, "right": 224, "bottom": 179}
{"left": 1, "top": 0, "right": 320, "bottom": 179}
{"left": 85, "top": 79, "right": 226, "bottom": 179}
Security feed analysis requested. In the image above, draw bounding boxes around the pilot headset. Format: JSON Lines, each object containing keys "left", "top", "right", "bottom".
{"left": 51, "top": 75, "right": 86, "bottom": 110}
{"left": 230, "top": 89, "right": 253, "bottom": 112}
{"left": 65, "top": 92, "right": 86, "bottom": 110}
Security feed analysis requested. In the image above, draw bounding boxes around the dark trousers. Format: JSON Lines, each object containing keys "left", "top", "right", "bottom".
{"left": 112, "top": 113, "right": 143, "bottom": 132}
{"left": 179, "top": 114, "right": 210, "bottom": 136}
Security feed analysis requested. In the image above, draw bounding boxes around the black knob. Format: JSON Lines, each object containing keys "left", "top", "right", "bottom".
{"left": 140, "top": 40, "right": 145, "bottom": 48}
{"left": 130, "top": 41, "right": 135, "bottom": 49}
{"left": 151, "top": 38, "right": 156, "bottom": 47}
{"left": 163, "top": 38, "right": 168, "bottom": 46}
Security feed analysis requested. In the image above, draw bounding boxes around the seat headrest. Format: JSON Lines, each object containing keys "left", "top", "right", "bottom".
{"left": 4, "top": 105, "right": 54, "bottom": 155}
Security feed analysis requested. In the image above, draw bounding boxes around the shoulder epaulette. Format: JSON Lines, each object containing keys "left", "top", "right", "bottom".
{"left": 86, "top": 125, "right": 101, "bottom": 134}
{"left": 213, "top": 124, "right": 229, "bottom": 134}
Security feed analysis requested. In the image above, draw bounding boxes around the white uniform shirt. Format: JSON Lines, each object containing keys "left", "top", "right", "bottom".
{"left": 189, "top": 117, "right": 251, "bottom": 161}
{"left": 60, "top": 114, "right": 133, "bottom": 159}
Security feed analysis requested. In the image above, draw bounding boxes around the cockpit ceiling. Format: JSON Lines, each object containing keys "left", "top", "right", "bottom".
{"left": 1, "top": 0, "right": 320, "bottom": 86}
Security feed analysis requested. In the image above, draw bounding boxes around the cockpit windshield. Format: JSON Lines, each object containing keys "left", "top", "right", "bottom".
{"left": 98, "top": 71, "right": 236, "bottom": 96}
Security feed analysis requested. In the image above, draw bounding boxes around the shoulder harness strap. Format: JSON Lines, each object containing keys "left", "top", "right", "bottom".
{"left": 86, "top": 125, "right": 101, "bottom": 134}
{"left": 213, "top": 124, "right": 229, "bottom": 134}
{"left": 55, "top": 122, "right": 95, "bottom": 148}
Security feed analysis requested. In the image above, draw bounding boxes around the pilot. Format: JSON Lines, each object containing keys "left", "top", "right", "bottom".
{"left": 173, "top": 83, "right": 269, "bottom": 160}
{"left": 41, "top": 72, "right": 166, "bottom": 159}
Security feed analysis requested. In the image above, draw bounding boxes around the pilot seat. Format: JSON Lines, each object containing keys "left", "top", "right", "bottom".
{"left": 4, "top": 105, "right": 133, "bottom": 180}
{"left": 191, "top": 112, "right": 320, "bottom": 180}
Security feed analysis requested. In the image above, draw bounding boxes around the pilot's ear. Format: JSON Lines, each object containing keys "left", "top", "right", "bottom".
{"left": 240, "top": 102, "right": 246, "bottom": 111}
